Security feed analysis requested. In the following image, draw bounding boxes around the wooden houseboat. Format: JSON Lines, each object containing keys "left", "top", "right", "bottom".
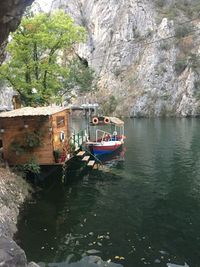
{"left": 0, "top": 106, "right": 71, "bottom": 165}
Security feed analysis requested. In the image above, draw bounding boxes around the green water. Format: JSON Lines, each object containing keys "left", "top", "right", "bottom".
{"left": 16, "top": 119, "right": 200, "bottom": 267}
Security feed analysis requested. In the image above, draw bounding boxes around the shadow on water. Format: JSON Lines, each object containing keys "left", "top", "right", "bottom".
{"left": 15, "top": 118, "right": 200, "bottom": 267}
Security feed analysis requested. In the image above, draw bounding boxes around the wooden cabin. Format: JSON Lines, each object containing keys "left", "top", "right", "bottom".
{"left": 0, "top": 106, "right": 71, "bottom": 165}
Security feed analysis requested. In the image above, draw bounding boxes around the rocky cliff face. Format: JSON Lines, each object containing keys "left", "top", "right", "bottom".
{"left": 52, "top": 0, "right": 200, "bottom": 117}
{"left": 0, "top": 0, "right": 34, "bottom": 48}
{"left": 0, "top": 167, "right": 39, "bottom": 267}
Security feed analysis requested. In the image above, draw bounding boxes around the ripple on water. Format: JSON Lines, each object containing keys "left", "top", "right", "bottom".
{"left": 15, "top": 119, "right": 200, "bottom": 267}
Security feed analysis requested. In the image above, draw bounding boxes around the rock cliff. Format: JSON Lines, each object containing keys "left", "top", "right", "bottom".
{"left": 0, "top": 0, "right": 34, "bottom": 47}
{"left": 0, "top": 167, "right": 39, "bottom": 267}
{"left": 52, "top": 0, "right": 200, "bottom": 117}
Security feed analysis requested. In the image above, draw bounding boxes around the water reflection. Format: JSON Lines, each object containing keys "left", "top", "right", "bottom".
{"left": 16, "top": 118, "right": 200, "bottom": 267}
{"left": 97, "top": 147, "right": 126, "bottom": 169}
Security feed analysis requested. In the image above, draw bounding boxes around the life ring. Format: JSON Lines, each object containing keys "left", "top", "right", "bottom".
{"left": 92, "top": 117, "right": 99, "bottom": 125}
{"left": 104, "top": 117, "right": 110, "bottom": 124}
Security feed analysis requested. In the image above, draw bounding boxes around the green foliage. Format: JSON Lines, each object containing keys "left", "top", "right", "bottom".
{"left": 53, "top": 149, "right": 61, "bottom": 161}
{"left": 69, "top": 142, "right": 75, "bottom": 153}
{"left": 10, "top": 141, "right": 25, "bottom": 155}
{"left": 155, "top": 0, "right": 200, "bottom": 21}
{"left": 23, "top": 131, "right": 43, "bottom": 150}
{"left": 102, "top": 95, "right": 118, "bottom": 115}
{"left": 175, "top": 58, "right": 187, "bottom": 75}
{"left": 194, "top": 80, "right": 200, "bottom": 100}
{"left": 0, "top": 10, "right": 86, "bottom": 106}
{"left": 175, "top": 24, "right": 193, "bottom": 39}
{"left": 188, "top": 54, "right": 200, "bottom": 73}
{"left": 10, "top": 131, "right": 44, "bottom": 155}
{"left": 154, "top": 0, "right": 166, "bottom": 8}
{"left": 113, "top": 68, "right": 122, "bottom": 77}
{"left": 160, "top": 41, "right": 171, "bottom": 51}
{"left": 62, "top": 58, "right": 97, "bottom": 95}
{"left": 17, "top": 159, "right": 41, "bottom": 175}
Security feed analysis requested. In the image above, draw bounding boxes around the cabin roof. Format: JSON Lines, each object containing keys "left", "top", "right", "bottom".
{"left": 0, "top": 106, "right": 69, "bottom": 118}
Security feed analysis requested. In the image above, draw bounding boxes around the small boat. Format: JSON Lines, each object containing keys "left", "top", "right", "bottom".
{"left": 86, "top": 116, "right": 125, "bottom": 156}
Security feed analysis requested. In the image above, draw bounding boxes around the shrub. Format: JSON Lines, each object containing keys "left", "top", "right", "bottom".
{"left": 194, "top": 80, "right": 200, "bottom": 100}
{"left": 155, "top": 0, "right": 166, "bottom": 8}
{"left": 175, "top": 24, "right": 193, "bottom": 39}
{"left": 53, "top": 149, "right": 61, "bottom": 162}
{"left": 188, "top": 54, "right": 200, "bottom": 73}
{"left": 102, "top": 95, "right": 118, "bottom": 115}
{"left": 16, "top": 160, "right": 40, "bottom": 176}
{"left": 175, "top": 59, "right": 187, "bottom": 75}
{"left": 160, "top": 41, "right": 171, "bottom": 51}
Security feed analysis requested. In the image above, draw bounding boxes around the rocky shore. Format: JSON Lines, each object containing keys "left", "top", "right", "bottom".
{"left": 0, "top": 167, "right": 39, "bottom": 267}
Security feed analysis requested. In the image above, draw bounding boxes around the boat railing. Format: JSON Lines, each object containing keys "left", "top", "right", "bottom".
{"left": 96, "top": 129, "right": 117, "bottom": 142}
{"left": 70, "top": 129, "right": 88, "bottom": 150}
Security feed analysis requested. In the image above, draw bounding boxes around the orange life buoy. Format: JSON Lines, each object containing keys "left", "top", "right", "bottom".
{"left": 92, "top": 117, "right": 99, "bottom": 125}
{"left": 104, "top": 117, "right": 110, "bottom": 124}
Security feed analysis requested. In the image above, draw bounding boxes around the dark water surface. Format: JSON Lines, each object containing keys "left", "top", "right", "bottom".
{"left": 16, "top": 119, "right": 200, "bottom": 267}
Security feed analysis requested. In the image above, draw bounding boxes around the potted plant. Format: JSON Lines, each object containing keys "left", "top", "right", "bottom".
{"left": 53, "top": 149, "right": 61, "bottom": 163}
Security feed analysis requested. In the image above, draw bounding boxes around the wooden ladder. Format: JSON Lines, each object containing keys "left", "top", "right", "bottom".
{"left": 87, "top": 160, "right": 95, "bottom": 167}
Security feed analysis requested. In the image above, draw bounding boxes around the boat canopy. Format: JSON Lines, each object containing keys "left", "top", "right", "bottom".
{"left": 91, "top": 116, "right": 124, "bottom": 126}
{"left": 109, "top": 117, "right": 124, "bottom": 126}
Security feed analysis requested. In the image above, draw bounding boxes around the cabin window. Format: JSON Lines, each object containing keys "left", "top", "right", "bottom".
{"left": 56, "top": 116, "right": 65, "bottom": 128}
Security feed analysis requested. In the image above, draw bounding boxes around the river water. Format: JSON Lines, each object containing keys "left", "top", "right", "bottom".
{"left": 16, "top": 119, "right": 200, "bottom": 267}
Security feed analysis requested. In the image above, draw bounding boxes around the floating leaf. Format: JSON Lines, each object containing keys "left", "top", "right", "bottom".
{"left": 89, "top": 232, "right": 94, "bottom": 236}
{"left": 86, "top": 249, "right": 101, "bottom": 254}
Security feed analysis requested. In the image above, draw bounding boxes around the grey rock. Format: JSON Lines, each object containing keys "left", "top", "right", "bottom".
{"left": 0, "top": 0, "right": 34, "bottom": 63}
{"left": 86, "top": 249, "right": 101, "bottom": 254}
{"left": 0, "top": 236, "right": 27, "bottom": 267}
{"left": 28, "top": 262, "right": 41, "bottom": 267}
{"left": 52, "top": 0, "right": 200, "bottom": 117}
{"left": 0, "top": 168, "right": 32, "bottom": 267}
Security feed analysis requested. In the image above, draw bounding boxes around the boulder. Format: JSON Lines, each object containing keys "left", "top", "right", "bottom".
{"left": 0, "top": 235, "right": 27, "bottom": 267}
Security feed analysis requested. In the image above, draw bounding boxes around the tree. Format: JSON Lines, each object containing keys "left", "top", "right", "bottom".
{"left": 60, "top": 57, "right": 97, "bottom": 102}
{"left": 0, "top": 10, "right": 87, "bottom": 106}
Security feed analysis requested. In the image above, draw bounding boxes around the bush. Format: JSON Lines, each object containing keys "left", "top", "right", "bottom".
{"left": 188, "top": 54, "right": 200, "bottom": 73}
{"left": 102, "top": 95, "right": 118, "bottom": 115}
{"left": 175, "top": 59, "right": 187, "bottom": 75}
{"left": 175, "top": 24, "right": 193, "bottom": 39}
{"left": 16, "top": 160, "right": 40, "bottom": 176}
{"left": 155, "top": 0, "right": 166, "bottom": 8}
{"left": 160, "top": 41, "right": 171, "bottom": 51}
{"left": 53, "top": 149, "right": 61, "bottom": 162}
{"left": 194, "top": 80, "right": 200, "bottom": 100}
